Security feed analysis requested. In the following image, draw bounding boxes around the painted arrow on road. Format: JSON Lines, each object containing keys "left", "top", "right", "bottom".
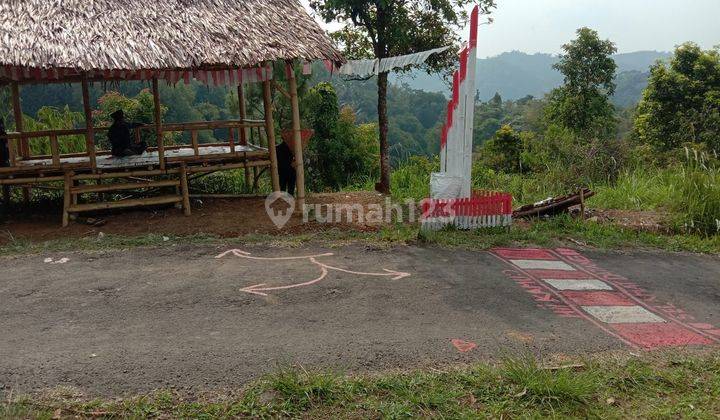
{"left": 216, "top": 249, "right": 411, "bottom": 296}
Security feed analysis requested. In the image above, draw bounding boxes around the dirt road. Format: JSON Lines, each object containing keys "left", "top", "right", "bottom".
{"left": 1, "top": 244, "right": 719, "bottom": 397}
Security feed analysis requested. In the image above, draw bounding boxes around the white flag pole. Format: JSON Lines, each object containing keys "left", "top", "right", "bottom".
{"left": 461, "top": 6, "right": 479, "bottom": 197}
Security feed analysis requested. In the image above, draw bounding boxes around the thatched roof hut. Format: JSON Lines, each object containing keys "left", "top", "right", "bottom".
{"left": 0, "top": 0, "right": 344, "bottom": 74}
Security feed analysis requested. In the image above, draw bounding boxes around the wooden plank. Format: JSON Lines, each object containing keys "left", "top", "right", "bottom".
{"left": 180, "top": 164, "right": 191, "bottom": 216}
{"left": 262, "top": 77, "right": 281, "bottom": 192}
{"left": 287, "top": 62, "right": 306, "bottom": 210}
{"left": 152, "top": 78, "right": 165, "bottom": 170}
{"left": 68, "top": 195, "right": 182, "bottom": 213}
{"left": 50, "top": 134, "right": 60, "bottom": 166}
{"left": 71, "top": 179, "right": 180, "bottom": 194}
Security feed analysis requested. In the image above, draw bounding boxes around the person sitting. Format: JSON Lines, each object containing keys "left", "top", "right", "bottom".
{"left": 108, "top": 110, "right": 147, "bottom": 158}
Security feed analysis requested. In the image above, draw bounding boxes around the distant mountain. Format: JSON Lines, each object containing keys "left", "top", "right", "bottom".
{"left": 392, "top": 50, "right": 672, "bottom": 107}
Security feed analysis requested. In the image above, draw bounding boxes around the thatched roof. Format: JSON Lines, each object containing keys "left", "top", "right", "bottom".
{"left": 0, "top": 0, "right": 344, "bottom": 72}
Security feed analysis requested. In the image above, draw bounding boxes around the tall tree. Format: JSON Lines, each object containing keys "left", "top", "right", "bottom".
{"left": 546, "top": 27, "right": 617, "bottom": 137}
{"left": 634, "top": 43, "right": 720, "bottom": 152}
{"left": 309, "top": 0, "right": 496, "bottom": 193}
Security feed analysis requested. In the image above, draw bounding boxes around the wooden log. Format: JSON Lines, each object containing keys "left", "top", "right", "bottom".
{"left": 68, "top": 194, "right": 182, "bottom": 213}
{"left": 50, "top": 134, "right": 60, "bottom": 166}
{"left": 71, "top": 179, "right": 180, "bottom": 194}
{"left": 180, "top": 164, "right": 191, "bottom": 216}
{"left": 287, "top": 62, "right": 306, "bottom": 210}
{"left": 262, "top": 77, "right": 281, "bottom": 192}
{"left": 191, "top": 130, "right": 199, "bottom": 156}
{"left": 152, "top": 78, "right": 165, "bottom": 170}
{"left": 62, "top": 171, "right": 72, "bottom": 227}
{"left": 81, "top": 76, "right": 97, "bottom": 171}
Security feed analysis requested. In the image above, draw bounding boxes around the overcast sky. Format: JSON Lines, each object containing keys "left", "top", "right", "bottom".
{"left": 301, "top": 0, "right": 720, "bottom": 58}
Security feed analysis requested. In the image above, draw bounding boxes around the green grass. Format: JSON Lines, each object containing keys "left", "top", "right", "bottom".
{"left": 3, "top": 215, "right": 719, "bottom": 258}
{"left": 4, "top": 351, "right": 719, "bottom": 418}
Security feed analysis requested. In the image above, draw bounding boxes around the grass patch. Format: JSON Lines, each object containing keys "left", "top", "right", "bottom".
{"left": 2, "top": 215, "right": 720, "bottom": 257}
{"left": 4, "top": 351, "right": 719, "bottom": 418}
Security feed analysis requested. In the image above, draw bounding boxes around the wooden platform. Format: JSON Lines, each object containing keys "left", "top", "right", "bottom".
{"left": 15, "top": 145, "right": 264, "bottom": 170}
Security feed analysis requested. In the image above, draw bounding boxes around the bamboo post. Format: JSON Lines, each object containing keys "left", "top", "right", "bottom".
{"left": 191, "top": 130, "right": 199, "bottom": 156}
{"left": 50, "top": 133, "right": 60, "bottom": 166}
{"left": 580, "top": 189, "right": 586, "bottom": 221}
{"left": 11, "top": 83, "right": 30, "bottom": 202}
{"left": 287, "top": 62, "right": 306, "bottom": 210}
{"left": 180, "top": 164, "right": 191, "bottom": 216}
{"left": 238, "top": 83, "right": 251, "bottom": 190}
{"left": 262, "top": 75, "right": 281, "bottom": 192}
{"left": 7, "top": 135, "right": 16, "bottom": 167}
{"left": 80, "top": 76, "right": 97, "bottom": 171}
{"left": 152, "top": 78, "right": 165, "bottom": 170}
{"left": 62, "top": 171, "right": 72, "bottom": 227}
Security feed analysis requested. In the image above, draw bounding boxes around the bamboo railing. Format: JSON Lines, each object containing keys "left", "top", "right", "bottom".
{"left": 0, "top": 119, "right": 269, "bottom": 174}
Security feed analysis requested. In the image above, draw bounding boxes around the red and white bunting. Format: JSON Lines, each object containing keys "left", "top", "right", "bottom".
{"left": 0, "top": 64, "right": 274, "bottom": 86}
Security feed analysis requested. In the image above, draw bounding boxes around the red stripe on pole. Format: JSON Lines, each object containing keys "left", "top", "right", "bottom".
{"left": 470, "top": 6, "right": 479, "bottom": 48}
{"left": 452, "top": 71, "right": 459, "bottom": 105}
{"left": 459, "top": 48, "right": 468, "bottom": 81}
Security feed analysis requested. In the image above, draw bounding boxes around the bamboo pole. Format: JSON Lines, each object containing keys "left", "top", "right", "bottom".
{"left": 238, "top": 83, "right": 251, "bottom": 190}
{"left": 180, "top": 164, "right": 191, "bottom": 216}
{"left": 71, "top": 179, "right": 179, "bottom": 194}
{"left": 80, "top": 76, "right": 97, "bottom": 172}
{"left": 580, "top": 189, "right": 586, "bottom": 221}
{"left": 287, "top": 62, "right": 306, "bottom": 210}
{"left": 62, "top": 171, "right": 72, "bottom": 227}
{"left": 191, "top": 130, "right": 199, "bottom": 156}
{"left": 152, "top": 78, "right": 165, "bottom": 170}
{"left": 68, "top": 195, "right": 182, "bottom": 213}
{"left": 262, "top": 76, "right": 280, "bottom": 192}
{"left": 50, "top": 134, "right": 60, "bottom": 166}
{"left": 11, "top": 82, "right": 30, "bottom": 202}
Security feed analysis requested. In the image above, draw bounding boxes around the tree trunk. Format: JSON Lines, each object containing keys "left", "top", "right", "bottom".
{"left": 376, "top": 71, "right": 391, "bottom": 194}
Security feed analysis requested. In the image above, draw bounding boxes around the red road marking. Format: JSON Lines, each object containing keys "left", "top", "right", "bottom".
{"left": 562, "top": 291, "right": 636, "bottom": 306}
{"left": 451, "top": 339, "right": 478, "bottom": 353}
{"left": 493, "top": 248, "right": 556, "bottom": 260}
{"left": 612, "top": 323, "right": 714, "bottom": 349}
{"left": 492, "top": 248, "right": 720, "bottom": 350}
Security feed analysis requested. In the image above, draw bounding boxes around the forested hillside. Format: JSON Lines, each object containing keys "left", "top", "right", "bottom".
{"left": 393, "top": 50, "right": 672, "bottom": 106}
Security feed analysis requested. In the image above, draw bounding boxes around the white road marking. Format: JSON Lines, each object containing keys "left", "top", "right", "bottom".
{"left": 582, "top": 306, "right": 667, "bottom": 324}
{"left": 509, "top": 260, "right": 576, "bottom": 271}
{"left": 543, "top": 279, "right": 613, "bottom": 291}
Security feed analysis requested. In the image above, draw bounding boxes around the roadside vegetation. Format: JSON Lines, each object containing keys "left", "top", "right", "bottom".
{"left": 3, "top": 350, "right": 719, "bottom": 418}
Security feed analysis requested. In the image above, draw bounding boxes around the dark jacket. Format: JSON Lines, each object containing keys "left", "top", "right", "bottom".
{"left": 0, "top": 120, "right": 8, "bottom": 167}
{"left": 276, "top": 142, "right": 295, "bottom": 176}
{"left": 108, "top": 120, "right": 143, "bottom": 156}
